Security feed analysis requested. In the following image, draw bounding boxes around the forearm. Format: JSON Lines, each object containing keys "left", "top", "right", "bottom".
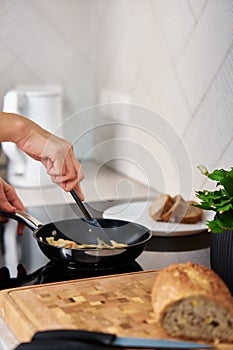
{"left": 0, "top": 112, "right": 30, "bottom": 143}
{"left": 0, "top": 112, "right": 84, "bottom": 196}
{"left": 0, "top": 112, "right": 51, "bottom": 146}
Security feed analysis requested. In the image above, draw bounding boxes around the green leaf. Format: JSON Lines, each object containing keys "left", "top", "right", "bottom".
{"left": 195, "top": 166, "right": 233, "bottom": 233}
{"left": 215, "top": 202, "right": 233, "bottom": 212}
{"left": 195, "top": 190, "right": 213, "bottom": 201}
{"left": 221, "top": 176, "right": 233, "bottom": 197}
{"left": 208, "top": 169, "right": 227, "bottom": 182}
{"left": 209, "top": 189, "right": 225, "bottom": 199}
{"left": 207, "top": 168, "right": 233, "bottom": 196}
{"left": 207, "top": 219, "right": 225, "bottom": 233}
{"left": 196, "top": 189, "right": 225, "bottom": 200}
{"left": 217, "top": 211, "right": 233, "bottom": 227}
{"left": 199, "top": 202, "right": 214, "bottom": 210}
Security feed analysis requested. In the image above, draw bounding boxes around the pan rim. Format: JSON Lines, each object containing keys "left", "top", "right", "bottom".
{"left": 33, "top": 218, "right": 152, "bottom": 251}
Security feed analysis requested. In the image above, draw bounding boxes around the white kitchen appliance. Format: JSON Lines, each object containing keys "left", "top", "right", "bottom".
{"left": 2, "top": 85, "right": 64, "bottom": 188}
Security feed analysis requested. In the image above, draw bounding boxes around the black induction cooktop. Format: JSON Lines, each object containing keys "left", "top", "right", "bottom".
{"left": 0, "top": 260, "right": 143, "bottom": 290}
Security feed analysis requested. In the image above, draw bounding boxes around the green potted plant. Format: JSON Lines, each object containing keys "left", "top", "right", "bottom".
{"left": 195, "top": 165, "right": 233, "bottom": 294}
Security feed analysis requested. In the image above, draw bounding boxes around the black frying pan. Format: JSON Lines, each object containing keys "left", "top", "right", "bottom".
{"left": 0, "top": 210, "right": 152, "bottom": 269}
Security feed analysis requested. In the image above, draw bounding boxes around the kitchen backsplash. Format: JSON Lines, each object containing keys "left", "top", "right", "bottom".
{"left": 0, "top": 0, "right": 232, "bottom": 199}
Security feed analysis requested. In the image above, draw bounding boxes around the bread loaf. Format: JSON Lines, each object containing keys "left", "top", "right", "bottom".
{"left": 151, "top": 262, "right": 233, "bottom": 343}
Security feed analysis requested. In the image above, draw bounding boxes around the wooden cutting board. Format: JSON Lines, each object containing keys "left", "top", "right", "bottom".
{"left": 0, "top": 270, "right": 231, "bottom": 349}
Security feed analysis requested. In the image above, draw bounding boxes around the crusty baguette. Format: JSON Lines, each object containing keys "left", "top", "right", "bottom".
{"left": 149, "top": 194, "right": 174, "bottom": 221}
{"left": 180, "top": 201, "right": 202, "bottom": 224}
{"left": 151, "top": 262, "right": 233, "bottom": 343}
{"left": 161, "top": 195, "right": 188, "bottom": 222}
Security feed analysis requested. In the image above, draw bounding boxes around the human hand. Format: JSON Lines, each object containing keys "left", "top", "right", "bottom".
{"left": 40, "top": 134, "right": 85, "bottom": 199}
{"left": 14, "top": 117, "right": 85, "bottom": 199}
{"left": 0, "top": 178, "right": 25, "bottom": 235}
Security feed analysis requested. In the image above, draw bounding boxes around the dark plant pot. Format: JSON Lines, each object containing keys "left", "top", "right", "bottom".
{"left": 210, "top": 229, "right": 233, "bottom": 295}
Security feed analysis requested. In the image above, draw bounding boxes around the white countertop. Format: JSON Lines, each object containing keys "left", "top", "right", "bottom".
{"left": 0, "top": 160, "right": 157, "bottom": 350}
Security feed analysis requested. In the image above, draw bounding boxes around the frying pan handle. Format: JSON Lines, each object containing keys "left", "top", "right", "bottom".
{"left": 0, "top": 209, "right": 42, "bottom": 230}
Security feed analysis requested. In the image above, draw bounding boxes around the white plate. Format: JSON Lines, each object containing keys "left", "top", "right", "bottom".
{"left": 103, "top": 201, "right": 213, "bottom": 237}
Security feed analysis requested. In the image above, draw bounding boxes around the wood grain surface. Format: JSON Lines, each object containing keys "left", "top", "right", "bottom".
{"left": 0, "top": 270, "right": 231, "bottom": 349}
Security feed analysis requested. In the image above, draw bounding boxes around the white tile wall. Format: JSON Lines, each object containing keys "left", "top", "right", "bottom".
{"left": 0, "top": 0, "right": 232, "bottom": 199}
{"left": 0, "top": 0, "right": 95, "bottom": 158}
{"left": 188, "top": 0, "right": 207, "bottom": 19}
{"left": 152, "top": 0, "right": 196, "bottom": 66}
{"left": 93, "top": 0, "right": 233, "bottom": 198}
{"left": 35, "top": 0, "right": 96, "bottom": 59}
{"left": 181, "top": 42, "right": 233, "bottom": 192}
{"left": 177, "top": 0, "right": 233, "bottom": 113}
{"left": 0, "top": 44, "right": 15, "bottom": 77}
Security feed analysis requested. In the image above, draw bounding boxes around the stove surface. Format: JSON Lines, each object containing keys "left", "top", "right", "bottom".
{"left": 0, "top": 260, "right": 143, "bottom": 290}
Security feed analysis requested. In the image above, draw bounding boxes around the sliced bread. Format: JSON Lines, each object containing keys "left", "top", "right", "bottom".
{"left": 149, "top": 194, "right": 174, "bottom": 221}
{"left": 180, "top": 201, "right": 202, "bottom": 224}
{"left": 161, "top": 195, "right": 188, "bottom": 222}
{"left": 149, "top": 195, "right": 202, "bottom": 224}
